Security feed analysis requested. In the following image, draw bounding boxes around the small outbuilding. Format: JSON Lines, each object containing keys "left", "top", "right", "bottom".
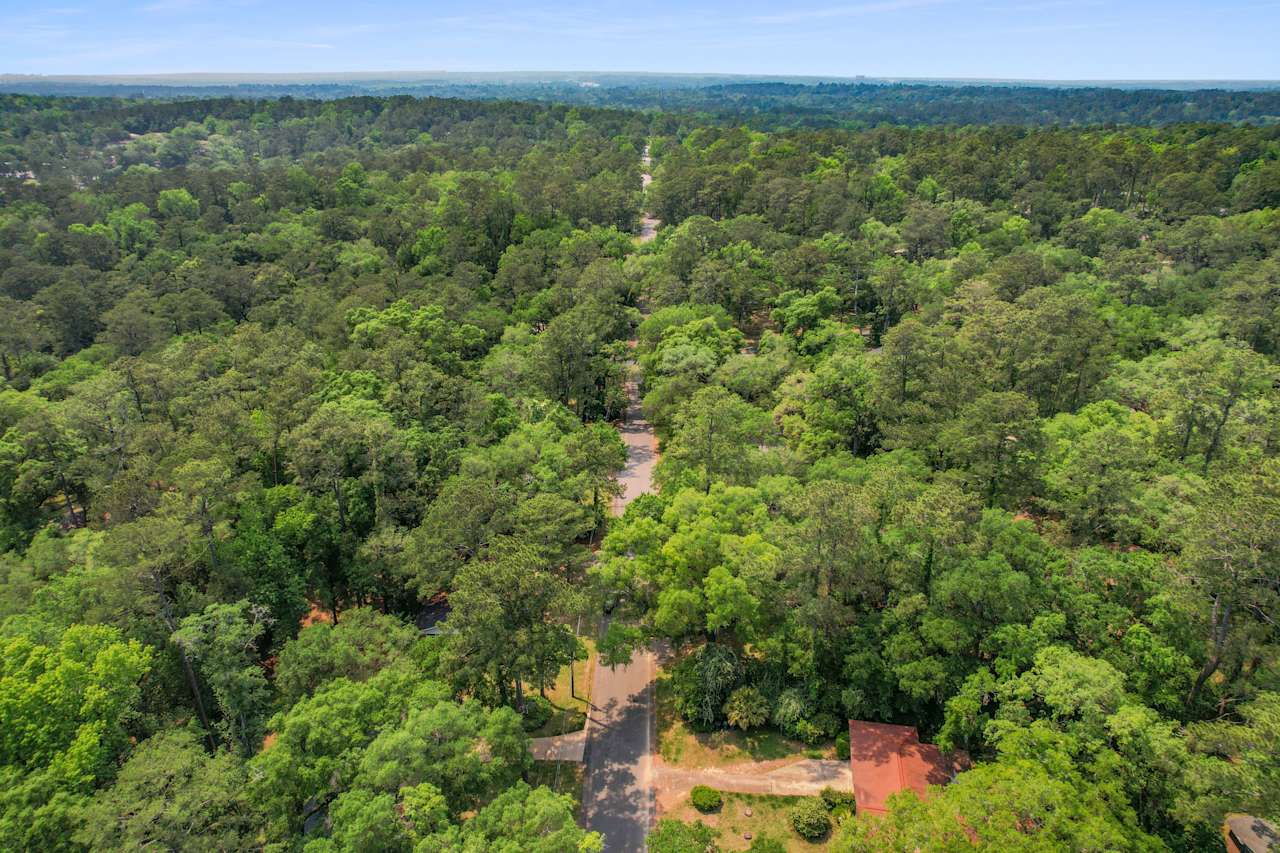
{"left": 1223, "top": 814, "right": 1279, "bottom": 853}
{"left": 847, "top": 721, "right": 968, "bottom": 815}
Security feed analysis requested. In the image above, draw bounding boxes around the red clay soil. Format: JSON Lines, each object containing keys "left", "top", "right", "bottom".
{"left": 299, "top": 602, "right": 333, "bottom": 628}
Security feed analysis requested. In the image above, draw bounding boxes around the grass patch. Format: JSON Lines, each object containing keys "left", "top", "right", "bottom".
{"left": 527, "top": 760, "right": 586, "bottom": 819}
{"left": 526, "top": 637, "right": 596, "bottom": 738}
{"left": 666, "top": 791, "right": 833, "bottom": 852}
{"left": 656, "top": 671, "right": 834, "bottom": 767}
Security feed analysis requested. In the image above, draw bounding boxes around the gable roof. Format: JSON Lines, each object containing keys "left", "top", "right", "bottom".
{"left": 848, "top": 720, "right": 966, "bottom": 815}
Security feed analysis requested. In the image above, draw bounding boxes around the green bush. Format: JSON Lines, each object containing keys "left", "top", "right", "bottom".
{"left": 820, "top": 786, "right": 857, "bottom": 818}
{"left": 813, "top": 712, "right": 841, "bottom": 738}
{"left": 790, "top": 797, "right": 832, "bottom": 841}
{"left": 690, "top": 785, "right": 723, "bottom": 813}
{"left": 790, "top": 718, "right": 826, "bottom": 744}
{"left": 520, "top": 695, "right": 553, "bottom": 731}
{"left": 771, "top": 688, "right": 808, "bottom": 733}
{"left": 747, "top": 836, "right": 786, "bottom": 853}
{"left": 672, "top": 644, "right": 742, "bottom": 731}
{"left": 835, "top": 730, "right": 850, "bottom": 761}
{"left": 722, "top": 686, "right": 770, "bottom": 731}
{"left": 648, "top": 819, "right": 720, "bottom": 853}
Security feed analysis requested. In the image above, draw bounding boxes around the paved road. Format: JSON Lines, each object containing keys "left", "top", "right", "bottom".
{"left": 611, "top": 372, "right": 656, "bottom": 515}
{"left": 584, "top": 145, "right": 659, "bottom": 852}
{"left": 638, "top": 144, "right": 659, "bottom": 242}
{"left": 582, "top": 631, "right": 656, "bottom": 852}
{"left": 639, "top": 214, "right": 660, "bottom": 243}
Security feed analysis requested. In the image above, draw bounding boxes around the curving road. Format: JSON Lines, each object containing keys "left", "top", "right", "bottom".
{"left": 582, "top": 144, "right": 660, "bottom": 853}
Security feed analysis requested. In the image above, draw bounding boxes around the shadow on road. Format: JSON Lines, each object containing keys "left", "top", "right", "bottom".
{"left": 583, "top": 681, "right": 653, "bottom": 852}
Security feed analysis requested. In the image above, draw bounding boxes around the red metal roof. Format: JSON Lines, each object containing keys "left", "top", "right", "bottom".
{"left": 848, "top": 720, "right": 966, "bottom": 815}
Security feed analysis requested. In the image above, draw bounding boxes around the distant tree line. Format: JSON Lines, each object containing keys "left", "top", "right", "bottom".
{"left": 3, "top": 76, "right": 1280, "bottom": 127}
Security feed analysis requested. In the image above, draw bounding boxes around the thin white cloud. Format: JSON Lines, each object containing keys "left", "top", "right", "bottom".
{"left": 0, "top": 25, "right": 74, "bottom": 43}
{"left": 235, "top": 38, "right": 333, "bottom": 50}
{"left": 303, "top": 23, "right": 385, "bottom": 38}
{"left": 21, "top": 37, "right": 188, "bottom": 69}
{"left": 982, "top": 0, "right": 1102, "bottom": 10}
{"left": 978, "top": 19, "right": 1117, "bottom": 36}
{"left": 138, "top": 0, "right": 205, "bottom": 12}
{"left": 138, "top": 0, "right": 258, "bottom": 13}
{"left": 426, "top": 11, "right": 703, "bottom": 41}
{"left": 750, "top": 0, "right": 950, "bottom": 25}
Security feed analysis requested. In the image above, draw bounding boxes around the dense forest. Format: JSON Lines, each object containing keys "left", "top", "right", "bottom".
{"left": 3, "top": 76, "right": 1280, "bottom": 127}
{"left": 536, "top": 80, "right": 1280, "bottom": 127}
{"left": 0, "top": 90, "right": 1277, "bottom": 851}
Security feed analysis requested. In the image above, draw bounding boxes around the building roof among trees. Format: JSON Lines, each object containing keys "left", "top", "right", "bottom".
{"left": 847, "top": 721, "right": 968, "bottom": 815}
{"left": 1224, "top": 814, "right": 1280, "bottom": 853}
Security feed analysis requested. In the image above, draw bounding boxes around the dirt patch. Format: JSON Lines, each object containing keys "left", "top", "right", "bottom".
{"left": 299, "top": 602, "right": 333, "bottom": 628}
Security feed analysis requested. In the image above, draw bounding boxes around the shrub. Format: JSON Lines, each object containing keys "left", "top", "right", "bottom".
{"left": 790, "top": 718, "right": 826, "bottom": 745}
{"left": 790, "top": 797, "right": 831, "bottom": 841}
{"left": 771, "top": 688, "right": 808, "bottom": 733}
{"left": 747, "top": 837, "right": 786, "bottom": 853}
{"left": 671, "top": 643, "right": 742, "bottom": 731}
{"left": 835, "top": 730, "right": 850, "bottom": 761}
{"left": 820, "top": 786, "right": 857, "bottom": 815}
{"left": 812, "top": 712, "right": 841, "bottom": 738}
{"left": 770, "top": 688, "right": 845, "bottom": 744}
{"left": 520, "top": 695, "right": 553, "bottom": 732}
{"left": 648, "top": 818, "right": 720, "bottom": 853}
{"left": 690, "top": 785, "right": 723, "bottom": 813}
{"left": 722, "top": 686, "right": 769, "bottom": 731}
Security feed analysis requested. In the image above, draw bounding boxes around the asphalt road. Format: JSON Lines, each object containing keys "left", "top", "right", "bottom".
{"left": 583, "top": 146, "right": 660, "bottom": 853}
{"left": 611, "top": 374, "right": 656, "bottom": 514}
{"left": 582, "top": 631, "right": 655, "bottom": 852}
{"left": 588, "top": 368, "right": 658, "bottom": 851}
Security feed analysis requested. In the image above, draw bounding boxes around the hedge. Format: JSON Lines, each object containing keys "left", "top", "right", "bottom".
{"left": 690, "top": 785, "right": 723, "bottom": 813}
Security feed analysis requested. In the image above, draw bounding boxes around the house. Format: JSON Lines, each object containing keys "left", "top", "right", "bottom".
{"left": 1223, "top": 814, "right": 1279, "bottom": 853}
{"left": 847, "top": 721, "right": 968, "bottom": 815}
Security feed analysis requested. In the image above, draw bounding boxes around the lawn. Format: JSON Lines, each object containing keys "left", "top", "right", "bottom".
{"left": 665, "top": 791, "right": 835, "bottom": 852}
{"left": 655, "top": 670, "right": 835, "bottom": 767}
{"left": 526, "top": 760, "right": 586, "bottom": 819}
{"left": 526, "top": 637, "right": 596, "bottom": 738}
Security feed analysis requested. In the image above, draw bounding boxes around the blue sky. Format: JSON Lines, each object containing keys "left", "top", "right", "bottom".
{"left": 2, "top": 0, "right": 1278, "bottom": 80}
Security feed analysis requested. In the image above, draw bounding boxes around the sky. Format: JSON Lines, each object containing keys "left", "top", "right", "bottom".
{"left": 2, "top": 0, "right": 1279, "bottom": 81}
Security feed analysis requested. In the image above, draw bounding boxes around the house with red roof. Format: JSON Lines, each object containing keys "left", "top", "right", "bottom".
{"left": 847, "top": 720, "right": 969, "bottom": 815}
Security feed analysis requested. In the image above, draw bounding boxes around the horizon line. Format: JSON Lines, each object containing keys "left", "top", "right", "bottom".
{"left": 3, "top": 70, "right": 1279, "bottom": 86}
